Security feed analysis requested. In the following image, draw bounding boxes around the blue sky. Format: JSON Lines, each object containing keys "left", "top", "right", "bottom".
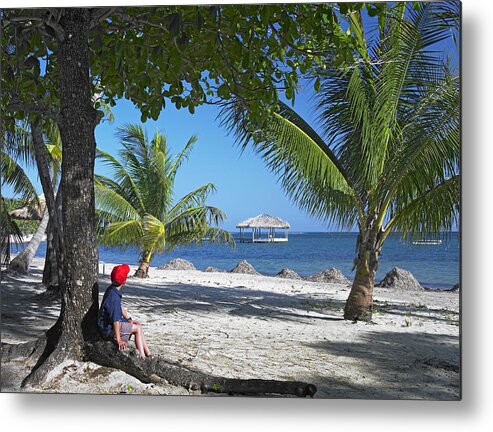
{"left": 92, "top": 81, "right": 328, "bottom": 233}
{"left": 3, "top": 3, "right": 459, "bottom": 233}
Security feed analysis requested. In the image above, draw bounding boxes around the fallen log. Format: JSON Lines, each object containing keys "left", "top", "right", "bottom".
{"left": 84, "top": 340, "right": 317, "bottom": 397}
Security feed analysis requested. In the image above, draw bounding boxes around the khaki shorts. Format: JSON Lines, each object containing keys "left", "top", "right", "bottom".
{"left": 116, "top": 321, "right": 133, "bottom": 342}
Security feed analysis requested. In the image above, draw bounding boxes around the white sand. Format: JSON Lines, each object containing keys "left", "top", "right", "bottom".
{"left": 1, "top": 257, "right": 460, "bottom": 399}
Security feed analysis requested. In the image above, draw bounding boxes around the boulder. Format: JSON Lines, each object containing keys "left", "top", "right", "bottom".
{"left": 159, "top": 258, "right": 196, "bottom": 271}
{"left": 449, "top": 283, "right": 460, "bottom": 292}
{"left": 377, "top": 267, "right": 423, "bottom": 291}
{"left": 229, "top": 260, "right": 260, "bottom": 275}
{"left": 275, "top": 268, "right": 302, "bottom": 280}
{"left": 203, "top": 266, "right": 226, "bottom": 273}
{"left": 305, "top": 268, "right": 350, "bottom": 285}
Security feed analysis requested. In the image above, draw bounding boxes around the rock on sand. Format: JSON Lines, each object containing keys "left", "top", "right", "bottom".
{"left": 229, "top": 260, "right": 260, "bottom": 275}
{"left": 378, "top": 267, "right": 423, "bottom": 291}
{"left": 305, "top": 268, "right": 350, "bottom": 285}
{"left": 449, "top": 283, "right": 460, "bottom": 292}
{"left": 275, "top": 268, "right": 302, "bottom": 280}
{"left": 203, "top": 266, "right": 226, "bottom": 273}
{"left": 159, "top": 258, "right": 196, "bottom": 271}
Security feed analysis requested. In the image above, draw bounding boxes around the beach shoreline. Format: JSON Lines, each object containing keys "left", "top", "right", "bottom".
{"left": 8, "top": 231, "right": 460, "bottom": 290}
{"left": 1, "top": 257, "right": 460, "bottom": 399}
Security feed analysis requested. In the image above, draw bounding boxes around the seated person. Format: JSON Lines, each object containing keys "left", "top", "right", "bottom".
{"left": 97, "top": 264, "right": 152, "bottom": 358}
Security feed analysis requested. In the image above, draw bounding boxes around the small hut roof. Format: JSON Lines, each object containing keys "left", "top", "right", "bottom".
{"left": 236, "top": 213, "right": 290, "bottom": 229}
{"left": 9, "top": 195, "right": 46, "bottom": 221}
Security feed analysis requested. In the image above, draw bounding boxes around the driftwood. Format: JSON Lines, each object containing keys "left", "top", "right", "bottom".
{"left": 84, "top": 340, "right": 317, "bottom": 397}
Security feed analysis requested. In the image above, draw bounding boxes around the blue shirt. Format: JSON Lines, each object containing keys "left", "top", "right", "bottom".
{"left": 97, "top": 285, "right": 127, "bottom": 338}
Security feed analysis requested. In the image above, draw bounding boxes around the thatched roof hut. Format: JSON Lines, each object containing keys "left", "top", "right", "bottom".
{"left": 236, "top": 213, "right": 290, "bottom": 243}
{"left": 9, "top": 195, "right": 46, "bottom": 221}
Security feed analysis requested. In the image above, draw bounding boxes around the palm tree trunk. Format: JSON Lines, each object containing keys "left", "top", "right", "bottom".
{"left": 9, "top": 209, "right": 49, "bottom": 274}
{"left": 343, "top": 260, "right": 376, "bottom": 322}
{"left": 343, "top": 230, "right": 379, "bottom": 322}
{"left": 43, "top": 185, "right": 63, "bottom": 290}
{"left": 32, "top": 121, "right": 64, "bottom": 292}
{"left": 42, "top": 219, "right": 58, "bottom": 286}
{"left": 135, "top": 251, "right": 152, "bottom": 278}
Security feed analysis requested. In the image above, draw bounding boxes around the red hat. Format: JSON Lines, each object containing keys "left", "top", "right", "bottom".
{"left": 111, "top": 264, "right": 130, "bottom": 285}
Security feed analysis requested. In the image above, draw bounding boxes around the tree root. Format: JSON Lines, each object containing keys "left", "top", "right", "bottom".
{"left": 84, "top": 340, "right": 317, "bottom": 397}
{"left": 1, "top": 338, "right": 47, "bottom": 364}
{"left": 3, "top": 338, "right": 317, "bottom": 397}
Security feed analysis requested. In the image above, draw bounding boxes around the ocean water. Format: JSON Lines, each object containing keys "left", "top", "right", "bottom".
{"left": 18, "top": 232, "right": 459, "bottom": 289}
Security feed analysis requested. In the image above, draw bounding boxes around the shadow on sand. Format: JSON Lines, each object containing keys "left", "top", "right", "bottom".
{"left": 304, "top": 329, "right": 459, "bottom": 400}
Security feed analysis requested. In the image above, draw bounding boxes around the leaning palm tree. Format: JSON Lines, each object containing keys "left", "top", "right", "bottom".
{"left": 220, "top": 2, "right": 459, "bottom": 321}
{"left": 95, "top": 124, "right": 234, "bottom": 278}
{"left": 3, "top": 122, "right": 63, "bottom": 275}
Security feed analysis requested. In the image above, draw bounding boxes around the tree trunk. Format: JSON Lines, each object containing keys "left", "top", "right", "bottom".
{"left": 42, "top": 220, "right": 58, "bottom": 287}
{"left": 22, "top": 8, "right": 100, "bottom": 387}
{"left": 343, "top": 260, "right": 376, "bottom": 322}
{"left": 8, "top": 208, "right": 49, "bottom": 274}
{"left": 134, "top": 252, "right": 151, "bottom": 278}
{"left": 31, "top": 121, "right": 64, "bottom": 282}
{"left": 134, "top": 260, "right": 150, "bottom": 278}
{"left": 43, "top": 185, "right": 63, "bottom": 291}
{"left": 343, "top": 231, "right": 379, "bottom": 322}
{"left": 85, "top": 341, "right": 317, "bottom": 397}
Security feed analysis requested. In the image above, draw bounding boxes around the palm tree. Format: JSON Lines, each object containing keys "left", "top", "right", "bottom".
{"left": 95, "top": 124, "right": 234, "bottom": 278}
{"left": 220, "top": 2, "right": 459, "bottom": 321}
{"left": 3, "top": 122, "right": 63, "bottom": 275}
{"left": 1, "top": 124, "right": 39, "bottom": 268}
{"left": 1, "top": 198, "right": 24, "bottom": 266}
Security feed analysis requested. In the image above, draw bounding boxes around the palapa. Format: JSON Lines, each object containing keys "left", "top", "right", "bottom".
{"left": 9, "top": 195, "right": 46, "bottom": 221}
{"left": 236, "top": 213, "right": 290, "bottom": 243}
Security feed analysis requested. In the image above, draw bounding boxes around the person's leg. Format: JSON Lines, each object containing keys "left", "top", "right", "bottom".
{"left": 140, "top": 326, "right": 151, "bottom": 357}
{"left": 131, "top": 324, "right": 145, "bottom": 357}
{"left": 133, "top": 323, "right": 151, "bottom": 356}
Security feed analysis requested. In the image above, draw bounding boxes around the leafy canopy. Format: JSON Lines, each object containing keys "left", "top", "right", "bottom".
{"left": 2, "top": 4, "right": 372, "bottom": 131}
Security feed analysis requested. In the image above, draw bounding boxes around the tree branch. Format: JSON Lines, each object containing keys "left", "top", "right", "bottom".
{"left": 6, "top": 101, "right": 59, "bottom": 122}
{"left": 89, "top": 7, "right": 117, "bottom": 29}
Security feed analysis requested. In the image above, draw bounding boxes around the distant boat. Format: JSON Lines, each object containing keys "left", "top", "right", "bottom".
{"left": 412, "top": 240, "right": 442, "bottom": 245}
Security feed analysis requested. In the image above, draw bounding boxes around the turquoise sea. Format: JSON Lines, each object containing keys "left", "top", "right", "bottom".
{"left": 22, "top": 232, "right": 459, "bottom": 290}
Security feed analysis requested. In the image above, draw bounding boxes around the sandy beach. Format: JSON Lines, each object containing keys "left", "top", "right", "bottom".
{"left": 1, "top": 257, "right": 460, "bottom": 399}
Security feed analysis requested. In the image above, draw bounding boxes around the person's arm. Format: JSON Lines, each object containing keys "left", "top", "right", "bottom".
{"left": 113, "top": 321, "right": 126, "bottom": 350}
{"left": 122, "top": 307, "right": 131, "bottom": 322}
{"left": 122, "top": 306, "right": 140, "bottom": 325}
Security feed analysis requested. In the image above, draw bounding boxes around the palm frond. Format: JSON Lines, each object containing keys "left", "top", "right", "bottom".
{"left": 3, "top": 121, "right": 35, "bottom": 168}
{"left": 99, "top": 219, "right": 143, "bottom": 249}
{"left": 219, "top": 98, "right": 363, "bottom": 228}
{"left": 1, "top": 152, "right": 38, "bottom": 202}
{"left": 169, "top": 134, "right": 199, "bottom": 179}
{"left": 145, "top": 138, "right": 174, "bottom": 219}
{"left": 96, "top": 148, "right": 146, "bottom": 214}
{"left": 382, "top": 175, "right": 459, "bottom": 243}
{"left": 95, "top": 179, "right": 142, "bottom": 222}
{"left": 141, "top": 213, "right": 166, "bottom": 254}
{"left": 0, "top": 197, "right": 24, "bottom": 244}
{"left": 377, "top": 70, "right": 459, "bottom": 217}
{"left": 167, "top": 183, "right": 217, "bottom": 219}
{"left": 165, "top": 205, "right": 229, "bottom": 250}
